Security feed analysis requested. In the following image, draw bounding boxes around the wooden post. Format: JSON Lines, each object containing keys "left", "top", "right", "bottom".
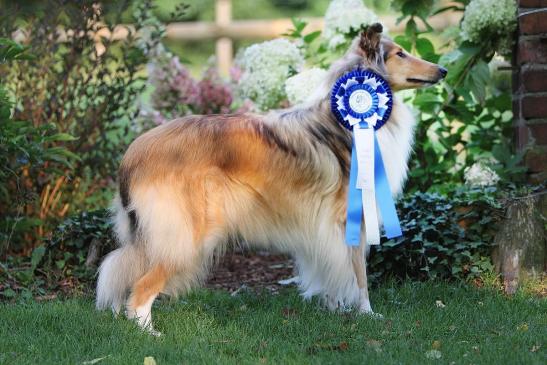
{"left": 216, "top": 0, "right": 233, "bottom": 77}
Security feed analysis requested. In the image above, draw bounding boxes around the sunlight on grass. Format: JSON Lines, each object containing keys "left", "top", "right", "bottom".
{"left": 1, "top": 281, "right": 545, "bottom": 364}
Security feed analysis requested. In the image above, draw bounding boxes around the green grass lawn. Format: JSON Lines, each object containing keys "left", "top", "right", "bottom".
{"left": 0, "top": 281, "right": 545, "bottom": 365}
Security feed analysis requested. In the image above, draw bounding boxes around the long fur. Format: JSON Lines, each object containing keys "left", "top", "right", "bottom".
{"left": 97, "top": 25, "right": 443, "bottom": 318}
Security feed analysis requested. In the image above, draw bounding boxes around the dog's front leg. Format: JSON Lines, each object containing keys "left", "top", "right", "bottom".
{"left": 351, "top": 243, "right": 381, "bottom": 317}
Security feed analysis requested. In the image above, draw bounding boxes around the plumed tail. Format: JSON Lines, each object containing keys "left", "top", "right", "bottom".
{"left": 96, "top": 245, "right": 145, "bottom": 313}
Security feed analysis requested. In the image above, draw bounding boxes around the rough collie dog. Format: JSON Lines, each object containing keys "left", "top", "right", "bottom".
{"left": 96, "top": 23, "right": 446, "bottom": 334}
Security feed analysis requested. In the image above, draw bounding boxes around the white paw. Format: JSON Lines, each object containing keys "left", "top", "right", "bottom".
{"left": 359, "top": 307, "right": 384, "bottom": 319}
{"left": 147, "top": 328, "right": 162, "bottom": 337}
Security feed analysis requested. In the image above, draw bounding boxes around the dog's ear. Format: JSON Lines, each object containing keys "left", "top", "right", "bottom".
{"left": 358, "top": 23, "right": 383, "bottom": 61}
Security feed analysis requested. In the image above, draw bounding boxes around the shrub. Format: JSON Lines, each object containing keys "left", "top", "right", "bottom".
{"left": 0, "top": 38, "right": 78, "bottom": 255}
{"left": 0, "top": 0, "right": 159, "bottom": 250}
{"left": 369, "top": 188, "right": 502, "bottom": 282}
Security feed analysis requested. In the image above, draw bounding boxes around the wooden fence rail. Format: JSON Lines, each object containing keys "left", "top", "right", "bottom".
{"left": 64, "top": 0, "right": 462, "bottom": 75}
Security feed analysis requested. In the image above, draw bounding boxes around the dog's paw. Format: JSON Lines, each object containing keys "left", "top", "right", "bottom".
{"left": 147, "top": 328, "right": 162, "bottom": 337}
{"left": 359, "top": 308, "right": 384, "bottom": 319}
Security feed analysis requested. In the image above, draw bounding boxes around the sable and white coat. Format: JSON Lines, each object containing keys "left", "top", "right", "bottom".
{"left": 96, "top": 24, "right": 446, "bottom": 335}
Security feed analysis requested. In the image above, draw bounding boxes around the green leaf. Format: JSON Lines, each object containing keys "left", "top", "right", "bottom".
{"left": 31, "top": 245, "right": 46, "bottom": 269}
{"left": 1, "top": 288, "right": 16, "bottom": 298}
{"left": 303, "top": 31, "right": 321, "bottom": 44}
{"left": 394, "top": 35, "right": 412, "bottom": 52}
{"left": 43, "top": 133, "right": 77, "bottom": 142}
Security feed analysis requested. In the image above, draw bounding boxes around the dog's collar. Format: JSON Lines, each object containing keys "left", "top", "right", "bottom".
{"left": 330, "top": 69, "right": 393, "bottom": 131}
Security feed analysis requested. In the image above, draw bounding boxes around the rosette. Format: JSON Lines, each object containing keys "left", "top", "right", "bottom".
{"left": 330, "top": 69, "right": 402, "bottom": 246}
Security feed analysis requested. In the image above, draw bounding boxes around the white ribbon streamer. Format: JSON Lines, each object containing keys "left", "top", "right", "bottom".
{"left": 353, "top": 125, "right": 380, "bottom": 245}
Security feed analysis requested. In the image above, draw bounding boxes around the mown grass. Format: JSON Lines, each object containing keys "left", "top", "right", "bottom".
{"left": 0, "top": 281, "right": 545, "bottom": 365}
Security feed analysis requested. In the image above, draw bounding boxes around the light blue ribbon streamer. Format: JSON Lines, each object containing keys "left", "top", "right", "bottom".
{"left": 373, "top": 133, "right": 403, "bottom": 239}
{"left": 345, "top": 141, "right": 362, "bottom": 246}
{"left": 344, "top": 126, "right": 402, "bottom": 245}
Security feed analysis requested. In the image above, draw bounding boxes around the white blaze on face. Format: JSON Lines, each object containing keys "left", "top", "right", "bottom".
{"left": 349, "top": 90, "right": 372, "bottom": 114}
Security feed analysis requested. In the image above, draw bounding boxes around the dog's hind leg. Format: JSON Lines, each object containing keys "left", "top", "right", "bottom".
{"left": 126, "top": 264, "right": 170, "bottom": 336}
{"left": 351, "top": 243, "right": 381, "bottom": 316}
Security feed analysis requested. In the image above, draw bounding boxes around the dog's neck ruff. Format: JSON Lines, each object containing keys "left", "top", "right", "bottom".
{"left": 330, "top": 69, "right": 402, "bottom": 247}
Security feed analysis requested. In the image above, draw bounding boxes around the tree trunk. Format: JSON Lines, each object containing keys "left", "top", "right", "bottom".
{"left": 492, "top": 192, "right": 546, "bottom": 294}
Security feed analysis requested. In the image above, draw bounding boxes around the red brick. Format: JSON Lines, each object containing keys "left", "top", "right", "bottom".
{"left": 528, "top": 123, "right": 547, "bottom": 144}
{"left": 524, "top": 147, "right": 547, "bottom": 172}
{"left": 522, "top": 95, "right": 547, "bottom": 118}
{"left": 518, "top": 38, "right": 547, "bottom": 65}
{"left": 520, "top": 11, "right": 547, "bottom": 35}
{"left": 519, "top": 0, "right": 547, "bottom": 7}
{"left": 522, "top": 69, "right": 547, "bottom": 92}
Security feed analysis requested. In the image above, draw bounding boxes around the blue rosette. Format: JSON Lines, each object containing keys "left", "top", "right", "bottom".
{"left": 330, "top": 69, "right": 393, "bottom": 130}
{"left": 330, "top": 69, "right": 402, "bottom": 247}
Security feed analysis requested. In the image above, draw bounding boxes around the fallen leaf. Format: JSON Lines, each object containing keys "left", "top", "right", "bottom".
{"left": 435, "top": 300, "right": 446, "bottom": 308}
{"left": 282, "top": 307, "right": 297, "bottom": 318}
{"left": 425, "top": 349, "right": 442, "bottom": 359}
{"left": 144, "top": 356, "right": 157, "bottom": 365}
{"left": 530, "top": 344, "right": 541, "bottom": 352}
{"left": 432, "top": 340, "right": 441, "bottom": 350}
{"left": 415, "top": 320, "right": 421, "bottom": 327}
{"left": 366, "top": 339, "right": 383, "bottom": 353}
{"left": 517, "top": 323, "right": 529, "bottom": 332}
{"left": 339, "top": 341, "right": 349, "bottom": 351}
{"left": 82, "top": 355, "right": 110, "bottom": 365}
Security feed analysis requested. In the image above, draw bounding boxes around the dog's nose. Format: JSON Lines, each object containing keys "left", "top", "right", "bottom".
{"left": 438, "top": 67, "right": 448, "bottom": 78}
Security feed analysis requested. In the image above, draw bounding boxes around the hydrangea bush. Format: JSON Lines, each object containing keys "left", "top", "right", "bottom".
{"left": 237, "top": 38, "right": 304, "bottom": 110}
{"left": 284, "top": 67, "right": 327, "bottom": 105}
{"left": 322, "top": 0, "right": 379, "bottom": 49}
{"left": 461, "top": 0, "right": 517, "bottom": 56}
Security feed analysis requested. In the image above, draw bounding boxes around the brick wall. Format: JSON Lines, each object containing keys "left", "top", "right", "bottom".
{"left": 513, "top": 1, "right": 547, "bottom": 182}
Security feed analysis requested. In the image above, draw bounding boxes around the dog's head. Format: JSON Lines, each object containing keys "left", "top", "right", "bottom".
{"left": 355, "top": 23, "right": 447, "bottom": 91}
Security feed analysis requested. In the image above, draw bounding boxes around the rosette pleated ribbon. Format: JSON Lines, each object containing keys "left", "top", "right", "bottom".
{"left": 331, "top": 69, "right": 402, "bottom": 246}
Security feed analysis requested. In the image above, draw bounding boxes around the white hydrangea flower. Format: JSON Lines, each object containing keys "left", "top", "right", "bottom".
{"left": 464, "top": 160, "right": 500, "bottom": 187}
{"left": 323, "top": 0, "right": 380, "bottom": 49}
{"left": 285, "top": 67, "right": 328, "bottom": 105}
{"left": 461, "top": 0, "right": 517, "bottom": 54}
{"left": 237, "top": 39, "right": 304, "bottom": 111}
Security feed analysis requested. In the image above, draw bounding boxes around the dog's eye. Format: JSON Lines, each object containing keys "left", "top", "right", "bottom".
{"left": 396, "top": 51, "right": 406, "bottom": 58}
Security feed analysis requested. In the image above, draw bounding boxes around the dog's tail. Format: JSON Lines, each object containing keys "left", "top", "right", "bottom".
{"left": 97, "top": 245, "right": 145, "bottom": 314}
{"left": 96, "top": 244, "right": 146, "bottom": 313}
{"left": 96, "top": 197, "right": 146, "bottom": 313}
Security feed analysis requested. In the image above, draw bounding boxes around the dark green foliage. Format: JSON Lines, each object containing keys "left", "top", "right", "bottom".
{"left": 47, "top": 209, "right": 116, "bottom": 275}
{"left": 0, "top": 209, "right": 115, "bottom": 300}
{"left": 370, "top": 189, "right": 501, "bottom": 282}
{"left": 388, "top": 1, "right": 522, "bottom": 191}
{"left": 0, "top": 38, "right": 78, "bottom": 254}
{"left": 0, "top": 1, "right": 158, "bottom": 251}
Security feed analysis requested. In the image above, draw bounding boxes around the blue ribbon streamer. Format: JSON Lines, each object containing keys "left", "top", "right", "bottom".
{"left": 373, "top": 133, "right": 403, "bottom": 239}
{"left": 345, "top": 141, "right": 362, "bottom": 246}
{"left": 344, "top": 128, "right": 402, "bottom": 245}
